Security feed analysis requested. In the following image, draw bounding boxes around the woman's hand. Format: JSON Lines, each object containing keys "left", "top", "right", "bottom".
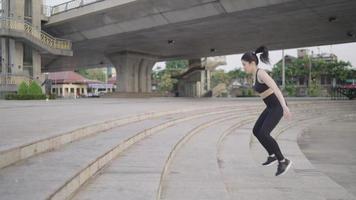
{"left": 283, "top": 106, "right": 292, "bottom": 121}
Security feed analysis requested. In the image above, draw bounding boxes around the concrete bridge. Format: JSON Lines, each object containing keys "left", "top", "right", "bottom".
{"left": 42, "top": 0, "right": 356, "bottom": 92}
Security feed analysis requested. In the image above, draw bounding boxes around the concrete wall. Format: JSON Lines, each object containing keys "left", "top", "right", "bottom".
{"left": 13, "top": 41, "right": 24, "bottom": 74}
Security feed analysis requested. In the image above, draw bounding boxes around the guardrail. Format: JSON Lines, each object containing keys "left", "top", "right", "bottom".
{"left": 0, "top": 74, "right": 32, "bottom": 85}
{"left": 50, "top": 0, "right": 104, "bottom": 16}
{"left": 0, "top": 18, "right": 72, "bottom": 50}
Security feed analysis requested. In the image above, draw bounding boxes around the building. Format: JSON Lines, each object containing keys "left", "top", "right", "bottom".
{"left": 0, "top": 0, "right": 72, "bottom": 97}
{"left": 47, "top": 71, "right": 114, "bottom": 98}
{"left": 274, "top": 49, "right": 340, "bottom": 96}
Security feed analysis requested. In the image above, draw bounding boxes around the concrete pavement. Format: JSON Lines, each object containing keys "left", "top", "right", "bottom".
{"left": 0, "top": 98, "right": 355, "bottom": 199}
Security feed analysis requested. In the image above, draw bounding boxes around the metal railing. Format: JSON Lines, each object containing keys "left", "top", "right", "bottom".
{"left": 0, "top": 73, "right": 32, "bottom": 85}
{"left": 50, "top": 0, "right": 104, "bottom": 16}
{"left": 0, "top": 18, "right": 72, "bottom": 50}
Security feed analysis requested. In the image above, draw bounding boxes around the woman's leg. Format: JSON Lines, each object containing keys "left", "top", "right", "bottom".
{"left": 254, "top": 107, "right": 285, "bottom": 161}
{"left": 253, "top": 108, "right": 274, "bottom": 156}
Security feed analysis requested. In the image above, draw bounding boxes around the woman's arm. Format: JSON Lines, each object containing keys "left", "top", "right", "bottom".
{"left": 257, "top": 69, "right": 292, "bottom": 120}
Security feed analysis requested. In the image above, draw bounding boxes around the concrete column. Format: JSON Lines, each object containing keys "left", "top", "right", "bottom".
{"left": 138, "top": 59, "right": 148, "bottom": 92}
{"left": 1, "top": 38, "right": 9, "bottom": 74}
{"left": 32, "top": 50, "right": 41, "bottom": 81}
{"left": 108, "top": 52, "right": 156, "bottom": 93}
{"left": 8, "top": 39, "right": 16, "bottom": 74}
{"left": 200, "top": 70, "right": 205, "bottom": 95}
{"left": 207, "top": 70, "right": 211, "bottom": 91}
{"left": 132, "top": 59, "right": 141, "bottom": 92}
{"left": 12, "top": 41, "right": 24, "bottom": 75}
{"left": 109, "top": 54, "right": 140, "bottom": 92}
{"left": 13, "top": 0, "right": 24, "bottom": 20}
{"left": 145, "top": 60, "right": 155, "bottom": 92}
{"left": 32, "top": 0, "right": 41, "bottom": 29}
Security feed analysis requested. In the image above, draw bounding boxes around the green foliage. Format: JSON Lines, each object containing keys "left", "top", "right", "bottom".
{"left": 18, "top": 82, "right": 29, "bottom": 95}
{"left": 308, "top": 80, "right": 321, "bottom": 97}
{"left": 6, "top": 81, "right": 45, "bottom": 100}
{"left": 151, "top": 60, "right": 188, "bottom": 93}
{"left": 272, "top": 57, "right": 352, "bottom": 86}
{"left": 238, "top": 88, "right": 254, "bottom": 97}
{"left": 158, "top": 72, "right": 177, "bottom": 92}
{"left": 28, "top": 81, "right": 43, "bottom": 95}
{"left": 284, "top": 84, "right": 297, "bottom": 96}
{"left": 77, "top": 68, "right": 106, "bottom": 82}
{"left": 48, "top": 94, "right": 56, "bottom": 100}
{"left": 5, "top": 94, "right": 46, "bottom": 100}
{"left": 272, "top": 56, "right": 353, "bottom": 97}
{"left": 165, "top": 60, "right": 188, "bottom": 70}
{"left": 211, "top": 70, "right": 230, "bottom": 88}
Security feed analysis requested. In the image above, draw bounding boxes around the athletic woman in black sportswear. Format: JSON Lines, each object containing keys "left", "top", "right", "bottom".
{"left": 241, "top": 46, "right": 292, "bottom": 176}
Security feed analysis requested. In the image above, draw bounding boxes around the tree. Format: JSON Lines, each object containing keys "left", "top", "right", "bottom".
{"left": 166, "top": 60, "right": 188, "bottom": 70}
{"left": 158, "top": 72, "right": 177, "bottom": 92}
{"left": 76, "top": 68, "right": 106, "bottom": 82}
{"left": 272, "top": 57, "right": 352, "bottom": 85}
{"left": 18, "top": 82, "right": 29, "bottom": 95}
{"left": 152, "top": 60, "right": 188, "bottom": 92}
{"left": 211, "top": 70, "right": 230, "bottom": 88}
{"left": 28, "top": 81, "right": 43, "bottom": 95}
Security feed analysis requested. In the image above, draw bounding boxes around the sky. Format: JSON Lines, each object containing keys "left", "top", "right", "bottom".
{"left": 45, "top": 0, "right": 356, "bottom": 71}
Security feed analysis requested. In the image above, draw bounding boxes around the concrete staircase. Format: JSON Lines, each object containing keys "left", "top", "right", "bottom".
{"left": 0, "top": 100, "right": 355, "bottom": 200}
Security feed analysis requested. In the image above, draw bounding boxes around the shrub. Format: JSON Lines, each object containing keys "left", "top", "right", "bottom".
{"left": 28, "top": 81, "right": 43, "bottom": 95}
{"left": 308, "top": 81, "right": 321, "bottom": 97}
{"left": 18, "top": 82, "right": 29, "bottom": 95}
{"left": 284, "top": 84, "right": 296, "bottom": 96}
{"left": 6, "top": 81, "right": 45, "bottom": 100}
{"left": 247, "top": 89, "right": 253, "bottom": 97}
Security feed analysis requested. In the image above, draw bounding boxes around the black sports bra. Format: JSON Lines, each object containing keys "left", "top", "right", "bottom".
{"left": 253, "top": 69, "right": 269, "bottom": 93}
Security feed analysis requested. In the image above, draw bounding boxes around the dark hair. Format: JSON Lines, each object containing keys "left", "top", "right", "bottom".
{"left": 241, "top": 46, "right": 270, "bottom": 65}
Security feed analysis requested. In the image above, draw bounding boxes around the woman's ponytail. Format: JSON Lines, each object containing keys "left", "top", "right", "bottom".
{"left": 255, "top": 46, "right": 270, "bottom": 64}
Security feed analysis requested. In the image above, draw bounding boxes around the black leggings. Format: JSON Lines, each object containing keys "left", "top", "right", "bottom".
{"left": 253, "top": 94, "right": 285, "bottom": 161}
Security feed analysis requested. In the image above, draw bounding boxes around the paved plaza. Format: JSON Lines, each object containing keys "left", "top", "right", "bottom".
{"left": 0, "top": 98, "right": 355, "bottom": 200}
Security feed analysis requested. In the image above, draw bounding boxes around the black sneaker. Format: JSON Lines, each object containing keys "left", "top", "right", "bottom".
{"left": 275, "top": 159, "right": 292, "bottom": 176}
{"left": 262, "top": 156, "right": 277, "bottom": 166}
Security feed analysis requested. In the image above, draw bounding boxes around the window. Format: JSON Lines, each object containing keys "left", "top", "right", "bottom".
{"left": 60, "top": 88, "right": 63, "bottom": 94}
{"left": 299, "top": 77, "right": 305, "bottom": 85}
{"left": 321, "top": 75, "right": 325, "bottom": 85}
{"left": 326, "top": 77, "right": 332, "bottom": 85}
{"left": 70, "top": 88, "right": 74, "bottom": 93}
{"left": 23, "top": 44, "right": 33, "bottom": 65}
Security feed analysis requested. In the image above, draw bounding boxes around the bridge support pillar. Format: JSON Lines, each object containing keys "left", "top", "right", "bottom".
{"left": 108, "top": 52, "right": 156, "bottom": 93}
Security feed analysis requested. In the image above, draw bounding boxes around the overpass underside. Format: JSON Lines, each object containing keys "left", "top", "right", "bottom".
{"left": 42, "top": 0, "right": 356, "bottom": 93}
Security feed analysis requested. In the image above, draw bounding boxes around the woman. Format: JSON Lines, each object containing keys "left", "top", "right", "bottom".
{"left": 241, "top": 46, "right": 292, "bottom": 176}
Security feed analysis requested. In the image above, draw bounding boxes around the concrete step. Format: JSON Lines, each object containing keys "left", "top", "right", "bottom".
{"left": 71, "top": 103, "right": 334, "bottom": 200}
{"left": 158, "top": 107, "right": 321, "bottom": 200}
{"left": 0, "top": 106, "right": 252, "bottom": 200}
{"left": 0, "top": 103, "right": 242, "bottom": 169}
{"left": 217, "top": 105, "right": 356, "bottom": 200}
{"left": 72, "top": 110, "right": 258, "bottom": 200}
{"left": 159, "top": 116, "right": 256, "bottom": 200}
{"left": 217, "top": 111, "right": 325, "bottom": 200}
{"left": 250, "top": 110, "right": 356, "bottom": 200}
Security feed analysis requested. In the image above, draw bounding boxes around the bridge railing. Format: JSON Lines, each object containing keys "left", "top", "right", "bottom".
{"left": 0, "top": 18, "right": 72, "bottom": 50}
{"left": 42, "top": 4, "right": 52, "bottom": 17}
{"left": 50, "top": 0, "right": 104, "bottom": 16}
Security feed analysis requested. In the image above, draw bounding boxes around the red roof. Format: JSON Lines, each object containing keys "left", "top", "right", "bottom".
{"left": 48, "top": 71, "right": 102, "bottom": 84}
